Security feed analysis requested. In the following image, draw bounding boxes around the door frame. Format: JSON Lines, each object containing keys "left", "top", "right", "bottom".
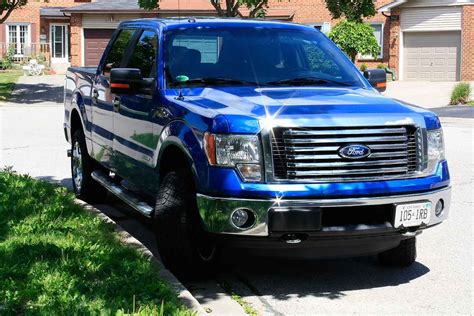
{"left": 50, "top": 23, "right": 69, "bottom": 63}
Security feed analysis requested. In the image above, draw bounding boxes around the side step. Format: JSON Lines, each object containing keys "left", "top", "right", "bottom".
{"left": 91, "top": 170, "right": 154, "bottom": 217}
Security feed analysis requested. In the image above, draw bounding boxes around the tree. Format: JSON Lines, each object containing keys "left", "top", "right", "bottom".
{"left": 0, "top": 0, "right": 27, "bottom": 24}
{"left": 324, "top": 0, "right": 376, "bottom": 23}
{"left": 138, "top": 0, "right": 268, "bottom": 18}
{"left": 329, "top": 20, "right": 380, "bottom": 62}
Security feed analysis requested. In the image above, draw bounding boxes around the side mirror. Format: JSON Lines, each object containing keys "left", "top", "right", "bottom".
{"left": 110, "top": 68, "right": 154, "bottom": 95}
{"left": 364, "top": 69, "right": 387, "bottom": 93}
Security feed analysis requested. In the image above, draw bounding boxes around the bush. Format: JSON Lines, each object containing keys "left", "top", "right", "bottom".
{"left": 0, "top": 45, "right": 16, "bottom": 70}
{"left": 329, "top": 20, "right": 381, "bottom": 62}
{"left": 450, "top": 82, "right": 472, "bottom": 105}
{"left": 377, "top": 63, "right": 386, "bottom": 70}
{"left": 360, "top": 64, "right": 368, "bottom": 72}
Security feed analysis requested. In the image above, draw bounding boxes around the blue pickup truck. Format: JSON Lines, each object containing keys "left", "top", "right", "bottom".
{"left": 64, "top": 18, "right": 451, "bottom": 274}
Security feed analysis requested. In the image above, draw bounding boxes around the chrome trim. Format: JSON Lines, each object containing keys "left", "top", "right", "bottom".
{"left": 267, "top": 125, "right": 429, "bottom": 183}
{"left": 91, "top": 170, "right": 154, "bottom": 217}
{"left": 196, "top": 187, "right": 451, "bottom": 236}
{"left": 287, "top": 159, "right": 408, "bottom": 168}
{"left": 284, "top": 127, "right": 407, "bottom": 136}
{"left": 287, "top": 167, "right": 408, "bottom": 177}
{"left": 283, "top": 135, "right": 408, "bottom": 144}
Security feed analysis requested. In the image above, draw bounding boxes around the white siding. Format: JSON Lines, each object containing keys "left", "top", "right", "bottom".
{"left": 401, "top": 7, "right": 462, "bottom": 32}
{"left": 82, "top": 14, "right": 140, "bottom": 29}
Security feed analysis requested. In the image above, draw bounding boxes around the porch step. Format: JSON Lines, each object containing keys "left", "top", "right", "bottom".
{"left": 50, "top": 61, "right": 71, "bottom": 75}
{"left": 91, "top": 170, "right": 154, "bottom": 217}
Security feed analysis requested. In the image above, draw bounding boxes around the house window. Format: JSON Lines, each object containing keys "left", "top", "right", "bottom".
{"left": 360, "top": 23, "right": 383, "bottom": 60}
{"left": 311, "top": 22, "right": 331, "bottom": 35}
{"left": 7, "top": 24, "right": 30, "bottom": 56}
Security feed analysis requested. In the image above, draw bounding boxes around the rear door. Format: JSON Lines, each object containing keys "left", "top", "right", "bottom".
{"left": 90, "top": 28, "right": 137, "bottom": 167}
{"left": 112, "top": 29, "right": 162, "bottom": 192}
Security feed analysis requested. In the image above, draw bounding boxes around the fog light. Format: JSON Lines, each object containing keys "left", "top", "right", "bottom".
{"left": 230, "top": 208, "right": 255, "bottom": 229}
{"left": 236, "top": 164, "right": 261, "bottom": 182}
{"left": 435, "top": 199, "right": 444, "bottom": 217}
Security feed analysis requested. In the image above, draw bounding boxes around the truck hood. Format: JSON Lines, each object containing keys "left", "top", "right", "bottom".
{"left": 166, "top": 86, "right": 440, "bottom": 133}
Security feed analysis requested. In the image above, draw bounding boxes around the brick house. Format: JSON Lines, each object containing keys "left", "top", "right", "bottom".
{"left": 0, "top": 0, "right": 472, "bottom": 80}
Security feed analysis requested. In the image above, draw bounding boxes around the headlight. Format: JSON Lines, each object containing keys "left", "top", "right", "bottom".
{"left": 204, "top": 133, "right": 262, "bottom": 182}
{"left": 427, "top": 129, "right": 445, "bottom": 161}
{"left": 427, "top": 129, "right": 445, "bottom": 173}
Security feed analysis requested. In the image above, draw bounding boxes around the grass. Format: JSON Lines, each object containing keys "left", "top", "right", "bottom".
{"left": 218, "top": 281, "right": 258, "bottom": 316}
{"left": 0, "top": 70, "right": 22, "bottom": 102}
{"left": 0, "top": 169, "right": 194, "bottom": 316}
{"left": 450, "top": 82, "right": 472, "bottom": 105}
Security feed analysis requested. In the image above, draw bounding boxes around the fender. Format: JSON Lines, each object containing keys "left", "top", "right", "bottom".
{"left": 154, "top": 120, "right": 210, "bottom": 191}
{"left": 69, "top": 91, "right": 94, "bottom": 157}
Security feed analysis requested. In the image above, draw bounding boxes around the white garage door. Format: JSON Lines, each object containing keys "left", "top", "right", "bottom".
{"left": 403, "top": 31, "right": 461, "bottom": 81}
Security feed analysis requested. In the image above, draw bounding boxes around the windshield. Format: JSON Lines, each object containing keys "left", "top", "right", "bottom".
{"left": 164, "top": 26, "right": 365, "bottom": 88}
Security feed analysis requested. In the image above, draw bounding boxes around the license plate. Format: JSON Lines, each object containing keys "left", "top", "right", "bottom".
{"left": 394, "top": 202, "right": 432, "bottom": 228}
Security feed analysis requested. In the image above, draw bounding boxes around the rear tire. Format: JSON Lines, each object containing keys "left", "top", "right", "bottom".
{"left": 71, "top": 129, "right": 108, "bottom": 204}
{"left": 378, "top": 237, "right": 417, "bottom": 267}
{"left": 154, "top": 170, "right": 218, "bottom": 278}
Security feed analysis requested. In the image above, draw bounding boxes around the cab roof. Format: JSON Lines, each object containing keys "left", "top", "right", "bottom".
{"left": 119, "top": 17, "right": 314, "bottom": 31}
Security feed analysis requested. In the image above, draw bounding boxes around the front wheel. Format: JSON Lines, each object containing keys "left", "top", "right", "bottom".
{"left": 71, "top": 130, "right": 107, "bottom": 204}
{"left": 378, "top": 237, "right": 417, "bottom": 267}
{"left": 154, "top": 170, "right": 218, "bottom": 277}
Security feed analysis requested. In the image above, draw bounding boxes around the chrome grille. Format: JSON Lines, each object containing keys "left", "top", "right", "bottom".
{"left": 271, "top": 126, "right": 420, "bottom": 182}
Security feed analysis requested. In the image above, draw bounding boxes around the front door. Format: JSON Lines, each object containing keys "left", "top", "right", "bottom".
{"left": 112, "top": 29, "right": 162, "bottom": 194}
{"left": 91, "top": 28, "right": 136, "bottom": 167}
{"left": 50, "top": 24, "right": 69, "bottom": 62}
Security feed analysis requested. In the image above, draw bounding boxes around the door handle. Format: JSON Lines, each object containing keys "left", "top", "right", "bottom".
{"left": 113, "top": 96, "right": 121, "bottom": 112}
{"left": 92, "top": 89, "right": 99, "bottom": 104}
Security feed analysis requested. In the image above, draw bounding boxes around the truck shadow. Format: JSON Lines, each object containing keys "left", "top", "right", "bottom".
{"left": 92, "top": 198, "right": 430, "bottom": 303}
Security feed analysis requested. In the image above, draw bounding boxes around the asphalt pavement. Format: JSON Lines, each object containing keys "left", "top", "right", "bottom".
{"left": 0, "top": 75, "right": 472, "bottom": 315}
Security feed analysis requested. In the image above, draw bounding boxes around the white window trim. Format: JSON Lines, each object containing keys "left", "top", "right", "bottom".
{"left": 359, "top": 23, "right": 384, "bottom": 61}
{"left": 5, "top": 23, "right": 31, "bottom": 57}
{"left": 310, "top": 22, "right": 332, "bottom": 35}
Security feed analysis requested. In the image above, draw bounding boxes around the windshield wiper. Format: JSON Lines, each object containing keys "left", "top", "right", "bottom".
{"left": 266, "top": 77, "right": 353, "bottom": 87}
{"left": 170, "top": 77, "right": 259, "bottom": 87}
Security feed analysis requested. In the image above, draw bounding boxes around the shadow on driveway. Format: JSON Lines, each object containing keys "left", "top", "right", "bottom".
{"left": 89, "top": 198, "right": 430, "bottom": 304}
{"left": 8, "top": 83, "right": 64, "bottom": 105}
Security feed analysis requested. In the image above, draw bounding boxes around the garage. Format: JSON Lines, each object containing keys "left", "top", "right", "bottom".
{"left": 84, "top": 29, "right": 115, "bottom": 67}
{"left": 403, "top": 31, "right": 461, "bottom": 81}
{"left": 401, "top": 6, "right": 462, "bottom": 81}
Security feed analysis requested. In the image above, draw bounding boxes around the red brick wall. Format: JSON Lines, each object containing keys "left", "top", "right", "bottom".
{"left": 0, "top": 0, "right": 90, "bottom": 57}
{"left": 70, "top": 13, "right": 82, "bottom": 67}
{"left": 461, "top": 5, "right": 474, "bottom": 81}
{"left": 387, "top": 8, "right": 401, "bottom": 78}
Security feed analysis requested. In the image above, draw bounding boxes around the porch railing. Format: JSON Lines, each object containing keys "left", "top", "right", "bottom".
{"left": 0, "top": 43, "right": 51, "bottom": 66}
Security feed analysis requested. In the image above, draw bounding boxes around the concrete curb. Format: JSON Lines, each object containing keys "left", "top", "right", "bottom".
{"left": 75, "top": 199, "right": 207, "bottom": 316}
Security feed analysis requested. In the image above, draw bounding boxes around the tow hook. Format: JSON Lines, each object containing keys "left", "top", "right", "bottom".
{"left": 281, "top": 233, "right": 308, "bottom": 244}
{"left": 67, "top": 149, "right": 72, "bottom": 157}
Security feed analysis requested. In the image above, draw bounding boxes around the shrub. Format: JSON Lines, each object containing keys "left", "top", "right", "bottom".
{"left": 329, "top": 20, "right": 380, "bottom": 62}
{"left": 450, "top": 82, "right": 472, "bottom": 105}
{"left": 0, "top": 45, "right": 16, "bottom": 70}
{"left": 377, "top": 63, "right": 386, "bottom": 70}
{"left": 360, "top": 64, "right": 368, "bottom": 72}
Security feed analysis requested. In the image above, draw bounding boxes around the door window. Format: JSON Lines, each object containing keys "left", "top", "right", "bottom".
{"left": 127, "top": 30, "right": 158, "bottom": 79}
{"left": 102, "top": 29, "right": 135, "bottom": 76}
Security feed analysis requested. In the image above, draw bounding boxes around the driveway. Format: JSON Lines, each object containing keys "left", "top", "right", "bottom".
{"left": 1, "top": 76, "right": 473, "bottom": 315}
{"left": 385, "top": 81, "right": 473, "bottom": 108}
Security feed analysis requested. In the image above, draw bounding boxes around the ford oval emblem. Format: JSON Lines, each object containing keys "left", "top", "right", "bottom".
{"left": 338, "top": 144, "right": 371, "bottom": 159}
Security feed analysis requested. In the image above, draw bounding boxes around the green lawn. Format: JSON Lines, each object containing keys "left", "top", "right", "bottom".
{"left": 0, "top": 170, "right": 193, "bottom": 315}
{"left": 0, "top": 70, "right": 22, "bottom": 102}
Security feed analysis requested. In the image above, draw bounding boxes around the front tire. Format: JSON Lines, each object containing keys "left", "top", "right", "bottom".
{"left": 154, "top": 170, "right": 218, "bottom": 277}
{"left": 71, "top": 129, "right": 107, "bottom": 203}
{"left": 378, "top": 237, "right": 417, "bottom": 267}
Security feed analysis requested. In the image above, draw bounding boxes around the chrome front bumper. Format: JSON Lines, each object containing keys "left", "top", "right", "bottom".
{"left": 196, "top": 187, "right": 451, "bottom": 236}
